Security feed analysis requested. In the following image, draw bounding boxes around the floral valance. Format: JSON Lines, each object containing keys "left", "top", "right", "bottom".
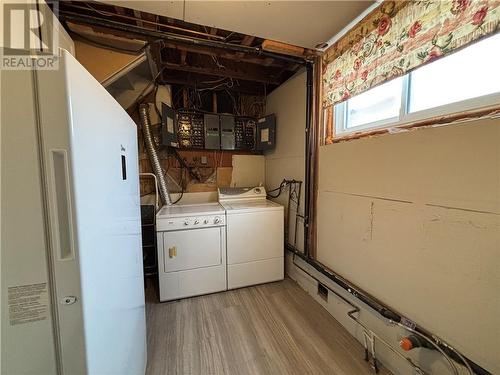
{"left": 322, "top": 0, "right": 500, "bottom": 108}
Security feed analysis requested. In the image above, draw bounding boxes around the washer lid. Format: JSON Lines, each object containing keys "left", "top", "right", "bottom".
{"left": 221, "top": 199, "right": 283, "bottom": 213}
{"left": 156, "top": 203, "right": 224, "bottom": 218}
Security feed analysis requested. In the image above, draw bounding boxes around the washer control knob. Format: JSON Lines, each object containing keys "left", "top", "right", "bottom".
{"left": 214, "top": 217, "right": 221, "bottom": 224}
{"left": 204, "top": 219, "right": 209, "bottom": 224}
{"left": 184, "top": 220, "right": 189, "bottom": 226}
{"left": 194, "top": 219, "right": 200, "bottom": 225}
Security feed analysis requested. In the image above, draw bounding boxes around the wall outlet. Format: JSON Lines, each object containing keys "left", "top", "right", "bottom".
{"left": 201, "top": 156, "right": 207, "bottom": 165}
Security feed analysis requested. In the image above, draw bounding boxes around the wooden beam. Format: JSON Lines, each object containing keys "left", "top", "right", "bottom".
{"left": 114, "top": 6, "right": 126, "bottom": 16}
{"left": 180, "top": 50, "right": 187, "bottom": 66}
{"left": 262, "top": 39, "right": 305, "bottom": 57}
{"left": 160, "top": 41, "right": 285, "bottom": 68}
{"left": 163, "top": 62, "right": 280, "bottom": 84}
{"left": 133, "top": 10, "right": 144, "bottom": 28}
{"left": 236, "top": 35, "right": 255, "bottom": 59}
{"left": 241, "top": 35, "right": 255, "bottom": 46}
{"left": 212, "top": 92, "right": 218, "bottom": 113}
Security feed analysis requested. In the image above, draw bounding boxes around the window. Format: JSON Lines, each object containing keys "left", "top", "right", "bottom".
{"left": 345, "top": 77, "right": 403, "bottom": 129}
{"left": 335, "top": 33, "right": 500, "bottom": 136}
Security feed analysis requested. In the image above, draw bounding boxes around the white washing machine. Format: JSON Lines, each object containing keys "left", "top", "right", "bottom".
{"left": 219, "top": 187, "right": 284, "bottom": 289}
{"left": 156, "top": 203, "right": 226, "bottom": 301}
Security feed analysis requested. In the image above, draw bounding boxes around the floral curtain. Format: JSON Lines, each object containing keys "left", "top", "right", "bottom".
{"left": 322, "top": 0, "right": 500, "bottom": 108}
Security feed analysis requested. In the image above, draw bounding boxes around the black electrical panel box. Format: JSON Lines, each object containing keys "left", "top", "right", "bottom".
{"left": 255, "top": 114, "right": 276, "bottom": 151}
{"left": 161, "top": 103, "right": 178, "bottom": 148}
{"left": 204, "top": 114, "right": 220, "bottom": 150}
{"left": 220, "top": 115, "right": 235, "bottom": 150}
{"left": 176, "top": 110, "right": 204, "bottom": 148}
{"left": 235, "top": 117, "right": 256, "bottom": 150}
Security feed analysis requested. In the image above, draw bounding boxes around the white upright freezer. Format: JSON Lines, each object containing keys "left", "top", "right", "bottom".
{"left": 1, "top": 49, "right": 147, "bottom": 374}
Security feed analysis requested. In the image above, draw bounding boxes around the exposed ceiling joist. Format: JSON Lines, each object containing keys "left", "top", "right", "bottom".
{"left": 158, "top": 74, "right": 267, "bottom": 95}
{"left": 241, "top": 35, "right": 255, "bottom": 46}
{"left": 159, "top": 41, "right": 285, "bottom": 68}
{"left": 163, "top": 62, "right": 280, "bottom": 85}
{"left": 133, "top": 10, "right": 144, "bottom": 28}
{"left": 58, "top": 1, "right": 305, "bottom": 97}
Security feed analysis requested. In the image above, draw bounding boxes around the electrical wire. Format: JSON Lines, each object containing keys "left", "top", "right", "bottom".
{"left": 267, "top": 179, "right": 302, "bottom": 199}
{"left": 153, "top": 84, "right": 162, "bottom": 120}
{"left": 130, "top": 66, "right": 169, "bottom": 110}
{"left": 266, "top": 179, "right": 289, "bottom": 198}
{"left": 171, "top": 165, "right": 184, "bottom": 204}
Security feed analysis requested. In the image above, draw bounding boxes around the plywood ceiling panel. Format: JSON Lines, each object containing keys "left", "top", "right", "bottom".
{"left": 101, "top": 0, "right": 374, "bottom": 49}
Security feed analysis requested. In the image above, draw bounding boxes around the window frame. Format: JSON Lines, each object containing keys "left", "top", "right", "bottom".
{"left": 334, "top": 68, "right": 500, "bottom": 137}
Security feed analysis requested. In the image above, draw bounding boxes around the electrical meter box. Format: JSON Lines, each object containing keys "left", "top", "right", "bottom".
{"left": 161, "top": 103, "right": 178, "bottom": 147}
{"left": 255, "top": 114, "right": 276, "bottom": 151}
{"left": 220, "top": 115, "right": 236, "bottom": 150}
{"left": 204, "top": 114, "right": 220, "bottom": 150}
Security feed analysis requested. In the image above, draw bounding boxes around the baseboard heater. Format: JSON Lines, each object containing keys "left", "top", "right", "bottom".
{"left": 286, "top": 244, "right": 490, "bottom": 375}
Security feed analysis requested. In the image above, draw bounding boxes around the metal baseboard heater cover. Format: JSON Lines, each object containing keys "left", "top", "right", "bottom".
{"left": 287, "top": 245, "right": 489, "bottom": 375}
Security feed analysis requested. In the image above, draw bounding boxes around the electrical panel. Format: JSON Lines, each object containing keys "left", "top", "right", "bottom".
{"left": 255, "top": 114, "right": 276, "bottom": 151}
{"left": 176, "top": 110, "right": 204, "bottom": 149}
{"left": 161, "top": 103, "right": 178, "bottom": 148}
{"left": 220, "top": 115, "right": 235, "bottom": 150}
{"left": 161, "top": 109, "right": 275, "bottom": 151}
{"left": 235, "top": 117, "right": 256, "bottom": 150}
{"left": 204, "top": 114, "right": 220, "bottom": 150}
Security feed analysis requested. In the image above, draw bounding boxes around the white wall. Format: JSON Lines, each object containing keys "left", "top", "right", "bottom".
{"left": 316, "top": 118, "right": 500, "bottom": 374}
{"left": 265, "top": 70, "right": 306, "bottom": 251}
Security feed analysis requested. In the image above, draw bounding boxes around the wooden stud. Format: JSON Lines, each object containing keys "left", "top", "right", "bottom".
{"left": 212, "top": 91, "right": 218, "bottom": 113}
{"left": 182, "top": 88, "right": 188, "bottom": 108}
{"left": 133, "top": 10, "right": 144, "bottom": 28}
{"left": 180, "top": 50, "right": 187, "bottom": 66}
{"left": 325, "top": 106, "right": 334, "bottom": 145}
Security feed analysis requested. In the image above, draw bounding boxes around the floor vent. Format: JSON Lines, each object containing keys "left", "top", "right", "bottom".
{"left": 317, "top": 282, "right": 328, "bottom": 301}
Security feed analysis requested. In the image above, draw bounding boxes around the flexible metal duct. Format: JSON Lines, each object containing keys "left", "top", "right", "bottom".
{"left": 139, "top": 103, "right": 172, "bottom": 206}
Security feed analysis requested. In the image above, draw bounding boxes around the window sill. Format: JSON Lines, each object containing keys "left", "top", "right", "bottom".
{"left": 325, "top": 104, "right": 500, "bottom": 145}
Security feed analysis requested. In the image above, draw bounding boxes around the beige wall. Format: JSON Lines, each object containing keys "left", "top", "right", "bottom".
{"left": 266, "top": 69, "right": 499, "bottom": 372}
{"left": 265, "top": 70, "right": 306, "bottom": 251}
{"left": 260, "top": 43, "right": 499, "bottom": 374}
{"left": 316, "top": 118, "right": 500, "bottom": 373}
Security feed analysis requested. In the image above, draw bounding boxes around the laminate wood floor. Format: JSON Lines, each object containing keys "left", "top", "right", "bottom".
{"left": 145, "top": 278, "right": 390, "bottom": 375}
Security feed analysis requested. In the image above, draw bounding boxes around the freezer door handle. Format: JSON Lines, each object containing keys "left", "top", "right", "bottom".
{"left": 50, "top": 150, "right": 75, "bottom": 261}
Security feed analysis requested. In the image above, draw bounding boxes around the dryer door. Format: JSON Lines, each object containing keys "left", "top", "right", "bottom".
{"left": 163, "top": 227, "right": 222, "bottom": 272}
